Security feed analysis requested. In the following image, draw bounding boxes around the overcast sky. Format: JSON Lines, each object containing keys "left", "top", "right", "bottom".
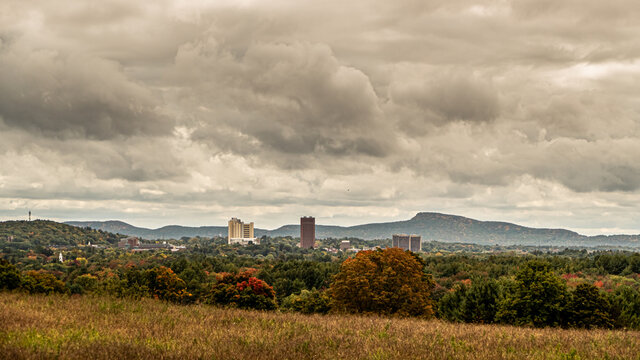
{"left": 1, "top": 0, "right": 640, "bottom": 234}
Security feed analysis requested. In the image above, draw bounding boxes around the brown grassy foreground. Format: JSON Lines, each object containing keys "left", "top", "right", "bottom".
{"left": 1, "top": 293, "right": 639, "bottom": 360}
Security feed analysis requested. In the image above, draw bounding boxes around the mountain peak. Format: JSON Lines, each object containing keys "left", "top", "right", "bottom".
{"left": 412, "top": 212, "right": 468, "bottom": 221}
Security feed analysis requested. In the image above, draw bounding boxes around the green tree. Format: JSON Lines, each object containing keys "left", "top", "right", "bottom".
{"left": 628, "top": 254, "right": 640, "bottom": 274}
{"left": 437, "top": 283, "right": 467, "bottom": 322}
{"left": 118, "top": 267, "right": 151, "bottom": 299}
{"left": 329, "top": 248, "right": 435, "bottom": 317}
{"left": 0, "top": 259, "right": 21, "bottom": 290}
{"left": 567, "top": 283, "right": 613, "bottom": 329}
{"left": 462, "top": 278, "right": 502, "bottom": 324}
{"left": 73, "top": 274, "right": 99, "bottom": 293}
{"left": 21, "top": 270, "right": 66, "bottom": 294}
{"left": 595, "top": 253, "right": 628, "bottom": 275}
{"left": 438, "top": 278, "right": 502, "bottom": 324}
{"left": 608, "top": 286, "right": 640, "bottom": 329}
{"left": 281, "top": 289, "right": 331, "bottom": 314}
{"left": 258, "top": 260, "right": 338, "bottom": 300}
{"left": 497, "top": 260, "right": 567, "bottom": 327}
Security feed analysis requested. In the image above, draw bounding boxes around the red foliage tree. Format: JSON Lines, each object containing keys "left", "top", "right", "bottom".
{"left": 208, "top": 270, "right": 276, "bottom": 310}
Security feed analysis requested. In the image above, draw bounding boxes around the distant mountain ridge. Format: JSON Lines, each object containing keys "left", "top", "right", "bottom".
{"left": 64, "top": 220, "right": 228, "bottom": 240}
{"left": 66, "top": 212, "right": 640, "bottom": 248}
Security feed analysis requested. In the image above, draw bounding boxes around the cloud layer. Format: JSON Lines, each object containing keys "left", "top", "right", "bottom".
{"left": 1, "top": 0, "right": 640, "bottom": 234}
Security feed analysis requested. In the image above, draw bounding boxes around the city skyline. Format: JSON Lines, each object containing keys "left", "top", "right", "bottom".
{"left": 2, "top": 1, "right": 640, "bottom": 236}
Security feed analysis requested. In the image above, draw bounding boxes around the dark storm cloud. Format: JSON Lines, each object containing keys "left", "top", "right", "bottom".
{"left": 530, "top": 139, "right": 640, "bottom": 193}
{"left": 177, "top": 39, "right": 395, "bottom": 159}
{"left": 2, "top": 0, "right": 640, "bottom": 232}
{"left": 389, "top": 71, "right": 500, "bottom": 127}
{"left": 0, "top": 42, "right": 173, "bottom": 139}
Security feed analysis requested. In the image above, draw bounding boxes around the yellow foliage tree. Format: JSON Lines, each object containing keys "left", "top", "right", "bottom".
{"left": 149, "top": 266, "right": 192, "bottom": 303}
{"left": 329, "top": 248, "right": 435, "bottom": 317}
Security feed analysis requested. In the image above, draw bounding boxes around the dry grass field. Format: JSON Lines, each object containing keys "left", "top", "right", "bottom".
{"left": 1, "top": 292, "right": 639, "bottom": 360}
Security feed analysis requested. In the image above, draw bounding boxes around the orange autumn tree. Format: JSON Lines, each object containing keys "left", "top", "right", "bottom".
{"left": 329, "top": 248, "right": 435, "bottom": 318}
{"left": 147, "top": 266, "right": 193, "bottom": 304}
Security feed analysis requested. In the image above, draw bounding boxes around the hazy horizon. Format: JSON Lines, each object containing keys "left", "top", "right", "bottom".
{"left": 4, "top": 210, "right": 638, "bottom": 237}
{"left": 2, "top": 1, "right": 640, "bottom": 237}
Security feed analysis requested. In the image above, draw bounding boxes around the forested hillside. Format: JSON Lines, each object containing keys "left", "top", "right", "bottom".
{"left": 0, "top": 220, "right": 120, "bottom": 247}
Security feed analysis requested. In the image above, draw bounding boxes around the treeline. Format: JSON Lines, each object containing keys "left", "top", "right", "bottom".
{"left": 0, "top": 254, "right": 338, "bottom": 314}
{"left": 425, "top": 251, "right": 640, "bottom": 279}
{"left": 2, "top": 246, "right": 640, "bottom": 329}
{"left": 428, "top": 252, "right": 640, "bottom": 328}
{"left": 437, "top": 260, "right": 640, "bottom": 329}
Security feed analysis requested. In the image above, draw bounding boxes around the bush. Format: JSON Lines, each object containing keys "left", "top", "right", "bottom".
{"left": 74, "top": 274, "right": 99, "bottom": 293}
{"left": 21, "top": 270, "right": 66, "bottom": 294}
{"left": 207, "top": 270, "right": 277, "bottom": 310}
{"left": 281, "top": 289, "right": 331, "bottom": 314}
{"left": 68, "top": 283, "right": 84, "bottom": 295}
{"left": 0, "top": 259, "right": 21, "bottom": 290}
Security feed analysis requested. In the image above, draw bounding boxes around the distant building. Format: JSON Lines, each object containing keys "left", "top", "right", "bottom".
{"left": 244, "top": 223, "right": 254, "bottom": 238}
{"left": 340, "top": 240, "right": 351, "bottom": 251}
{"left": 118, "top": 237, "right": 140, "bottom": 249}
{"left": 228, "top": 218, "right": 259, "bottom": 245}
{"left": 118, "top": 237, "right": 170, "bottom": 251}
{"left": 228, "top": 218, "right": 243, "bottom": 239}
{"left": 170, "top": 245, "right": 187, "bottom": 252}
{"left": 300, "top": 216, "right": 315, "bottom": 249}
{"left": 131, "top": 243, "right": 170, "bottom": 252}
{"left": 392, "top": 234, "right": 422, "bottom": 252}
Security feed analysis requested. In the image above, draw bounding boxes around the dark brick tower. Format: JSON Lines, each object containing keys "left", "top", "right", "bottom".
{"left": 300, "top": 216, "right": 316, "bottom": 249}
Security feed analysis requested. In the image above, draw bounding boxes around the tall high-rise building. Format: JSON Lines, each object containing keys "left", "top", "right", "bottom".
{"left": 228, "top": 218, "right": 258, "bottom": 245}
{"left": 300, "top": 216, "right": 315, "bottom": 249}
{"left": 228, "top": 218, "right": 243, "bottom": 239}
{"left": 243, "top": 223, "right": 254, "bottom": 238}
{"left": 392, "top": 234, "right": 421, "bottom": 252}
